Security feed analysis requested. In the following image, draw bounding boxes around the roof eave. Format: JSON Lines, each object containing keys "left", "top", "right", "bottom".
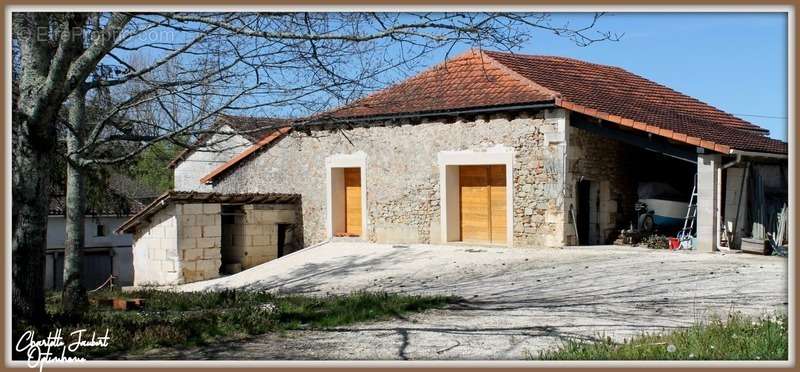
{"left": 307, "top": 101, "right": 557, "bottom": 126}
{"left": 116, "top": 191, "right": 301, "bottom": 234}
{"left": 728, "top": 148, "right": 789, "bottom": 159}
{"left": 199, "top": 126, "right": 294, "bottom": 184}
{"left": 557, "top": 99, "right": 735, "bottom": 155}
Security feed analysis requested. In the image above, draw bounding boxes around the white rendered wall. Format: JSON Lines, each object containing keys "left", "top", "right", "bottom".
{"left": 173, "top": 127, "right": 253, "bottom": 192}
{"left": 47, "top": 215, "right": 132, "bottom": 249}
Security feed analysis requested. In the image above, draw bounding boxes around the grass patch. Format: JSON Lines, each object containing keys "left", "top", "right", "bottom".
{"left": 537, "top": 312, "right": 787, "bottom": 360}
{"left": 16, "top": 289, "right": 455, "bottom": 359}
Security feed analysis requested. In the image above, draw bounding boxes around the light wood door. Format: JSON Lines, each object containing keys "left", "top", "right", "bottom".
{"left": 460, "top": 165, "right": 491, "bottom": 242}
{"left": 489, "top": 165, "right": 507, "bottom": 244}
{"left": 344, "top": 168, "right": 362, "bottom": 236}
{"left": 459, "top": 165, "right": 506, "bottom": 244}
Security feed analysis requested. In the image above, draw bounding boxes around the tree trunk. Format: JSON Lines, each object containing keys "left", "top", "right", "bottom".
{"left": 11, "top": 115, "right": 53, "bottom": 325}
{"left": 62, "top": 89, "right": 88, "bottom": 315}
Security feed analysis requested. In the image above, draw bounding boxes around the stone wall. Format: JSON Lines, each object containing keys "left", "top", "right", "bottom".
{"left": 234, "top": 204, "right": 299, "bottom": 269}
{"left": 212, "top": 109, "right": 570, "bottom": 248}
{"left": 132, "top": 205, "right": 180, "bottom": 286}
{"left": 174, "top": 128, "right": 252, "bottom": 192}
{"left": 177, "top": 203, "right": 223, "bottom": 283}
{"left": 564, "top": 126, "right": 637, "bottom": 245}
{"left": 132, "top": 201, "right": 304, "bottom": 285}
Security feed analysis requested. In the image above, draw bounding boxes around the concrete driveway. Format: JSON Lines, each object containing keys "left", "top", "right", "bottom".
{"left": 137, "top": 242, "right": 788, "bottom": 360}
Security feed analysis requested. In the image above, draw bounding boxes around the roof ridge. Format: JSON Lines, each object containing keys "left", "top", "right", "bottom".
{"left": 483, "top": 50, "right": 625, "bottom": 71}
{"left": 218, "top": 113, "right": 292, "bottom": 122}
{"left": 328, "top": 48, "right": 559, "bottom": 117}
{"left": 325, "top": 49, "right": 485, "bottom": 116}
{"left": 478, "top": 50, "right": 561, "bottom": 100}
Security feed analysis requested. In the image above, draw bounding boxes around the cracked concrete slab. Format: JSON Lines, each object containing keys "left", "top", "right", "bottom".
{"left": 125, "top": 242, "right": 787, "bottom": 360}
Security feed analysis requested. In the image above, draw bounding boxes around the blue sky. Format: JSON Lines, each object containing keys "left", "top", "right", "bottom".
{"left": 109, "top": 13, "right": 788, "bottom": 140}
{"left": 465, "top": 12, "right": 789, "bottom": 140}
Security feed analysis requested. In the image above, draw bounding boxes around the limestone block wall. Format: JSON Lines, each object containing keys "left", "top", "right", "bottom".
{"left": 177, "top": 203, "right": 222, "bottom": 283}
{"left": 212, "top": 108, "right": 571, "bottom": 248}
{"left": 564, "top": 126, "right": 637, "bottom": 245}
{"left": 132, "top": 205, "right": 180, "bottom": 286}
{"left": 234, "top": 204, "right": 298, "bottom": 269}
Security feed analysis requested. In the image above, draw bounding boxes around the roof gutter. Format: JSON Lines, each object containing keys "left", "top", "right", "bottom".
{"left": 302, "top": 101, "right": 557, "bottom": 126}
{"left": 728, "top": 149, "right": 788, "bottom": 159}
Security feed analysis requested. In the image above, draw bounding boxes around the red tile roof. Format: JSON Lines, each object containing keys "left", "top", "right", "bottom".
{"left": 483, "top": 51, "right": 785, "bottom": 154}
{"left": 326, "top": 49, "right": 786, "bottom": 155}
{"left": 326, "top": 51, "right": 553, "bottom": 118}
{"left": 201, "top": 49, "right": 787, "bottom": 184}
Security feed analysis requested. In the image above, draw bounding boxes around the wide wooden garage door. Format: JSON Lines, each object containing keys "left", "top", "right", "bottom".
{"left": 344, "top": 167, "right": 362, "bottom": 236}
{"left": 459, "top": 165, "right": 506, "bottom": 244}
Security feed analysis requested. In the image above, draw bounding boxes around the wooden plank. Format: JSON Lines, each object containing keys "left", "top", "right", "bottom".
{"left": 459, "top": 165, "right": 490, "bottom": 243}
{"left": 344, "top": 168, "right": 362, "bottom": 236}
{"left": 489, "top": 165, "right": 507, "bottom": 244}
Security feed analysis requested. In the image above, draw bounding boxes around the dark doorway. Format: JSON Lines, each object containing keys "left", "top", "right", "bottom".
{"left": 220, "top": 205, "right": 244, "bottom": 274}
{"left": 82, "top": 251, "right": 113, "bottom": 290}
{"left": 49, "top": 250, "right": 113, "bottom": 290}
{"left": 277, "top": 224, "right": 292, "bottom": 258}
{"left": 577, "top": 180, "right": 591, "bottom": 245}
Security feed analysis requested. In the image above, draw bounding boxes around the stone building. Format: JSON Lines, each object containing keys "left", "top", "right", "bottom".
{"left": 121, "top": 49, "right": 788, "bottom": 285}
{"left": 117, "top": 192, "right": 300, "bottom": 286}
{"left": 169, "top": 115, "right": 288, "bottom": 192}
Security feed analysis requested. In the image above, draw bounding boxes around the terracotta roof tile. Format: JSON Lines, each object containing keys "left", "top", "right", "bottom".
{"left": 484, "top": 51, "right": 786, "bottom": 154}
{"left": 203, "top": 49, "right": 787, "bottom": 183}
{"left": 324, "top": 49, "right": 785, "bottom": 154}
{"left": 327, "top": 50, "right": 554, "bottom": 118}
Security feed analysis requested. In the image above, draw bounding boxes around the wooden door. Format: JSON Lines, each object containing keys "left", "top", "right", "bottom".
{"left": 489, "top": 165, "right": 507, "bottom": 244}
{"left": 344, "top": 168, "right": 362, "bottom": 236}
{"left": 459, "top": 165, "right": 506, "bottom": 244}
{"left": 460, "top": 166, "right": 490, "bottom": 242}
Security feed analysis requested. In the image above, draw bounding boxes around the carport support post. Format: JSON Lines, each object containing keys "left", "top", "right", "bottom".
{"left": 696, "top": 153, "right": 721, "bottom": 252}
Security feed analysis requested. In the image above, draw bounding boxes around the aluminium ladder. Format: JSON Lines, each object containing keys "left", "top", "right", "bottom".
{"left": 677, "top": 173, "right": 698, "bottom": 241}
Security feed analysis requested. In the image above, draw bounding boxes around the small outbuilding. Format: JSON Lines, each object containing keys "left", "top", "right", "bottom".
{"left": 117, "top": 191, "right": 301, "bottom": 286}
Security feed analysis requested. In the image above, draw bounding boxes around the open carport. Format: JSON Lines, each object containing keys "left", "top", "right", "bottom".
{"left": 567, "top": 111, "right": 788, "bottom": 253}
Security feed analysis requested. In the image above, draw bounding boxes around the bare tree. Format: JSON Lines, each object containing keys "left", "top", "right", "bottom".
{"left": 12, "top": 11, "right": 618, "bottom": 322}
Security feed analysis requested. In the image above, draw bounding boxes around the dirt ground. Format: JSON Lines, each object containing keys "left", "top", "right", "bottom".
{"left": 128, "top": 242, "right": 788, "bottom": 360}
